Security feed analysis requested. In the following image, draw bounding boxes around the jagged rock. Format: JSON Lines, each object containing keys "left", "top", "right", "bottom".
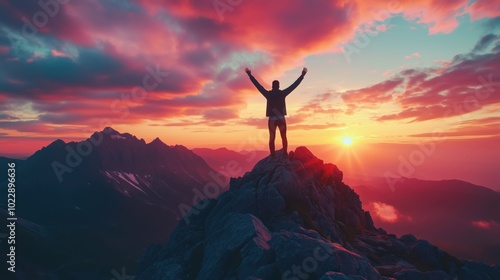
{"left": 137, "top": 147, "right": 500, "bottom": 280}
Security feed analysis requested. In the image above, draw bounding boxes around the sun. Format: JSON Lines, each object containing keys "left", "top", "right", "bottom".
{"left": 342, "top": 137, "right": 353, "bottom": 146}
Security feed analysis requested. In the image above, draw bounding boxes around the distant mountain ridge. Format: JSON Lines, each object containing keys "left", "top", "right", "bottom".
{"left": 0, "top": 128, "right": 227, "bottom": 279}
{"left": 348, "top": 176, "right": 500, "bottom": 264}
{"left": 193, "top": 147, "right": 268, "bottom": 178}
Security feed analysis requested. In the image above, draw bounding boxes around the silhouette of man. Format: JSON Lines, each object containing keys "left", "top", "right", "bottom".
{"left": 245, "top": 67, "right": 308, "bottom": 158}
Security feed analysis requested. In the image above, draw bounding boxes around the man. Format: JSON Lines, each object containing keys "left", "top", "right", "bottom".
{"left": 245, "top": 67, "right": 308, "bottom": 158}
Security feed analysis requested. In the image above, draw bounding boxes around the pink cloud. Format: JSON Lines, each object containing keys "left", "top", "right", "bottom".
{"left": 471, "top": 220, "right": 495, "bottom": 229}
{"left": 1, "top": 0, "right": 499, "bottom": 139}
{"left": 352, "top": 0, "right": 473, "bottom": 34}
{"left": 467, "top": 0, "right": 500, "bottom": 21}
{"left": 405, "top": 52, "right": 420, "bottom": 59}
{"left": 51, "top": 49, "right": 75, "bottom": 59}
{"left": 342, "top": 78, "right": 403, "bottom": 114}
{"left": 341, "top": 35, "right": 500, "bottom": 123}
{"left": 371, "top": 202, "right": 413, "bottom": 223}
{"left": 383, "top": 69, "right": 396, "bottom": 77}
{"left": 202, "top": 108, "right": 239, "bottom": 121}
{"left": 410, "top": 117, "right": 500, "bottom": 137}
{"left": 0, "top": 45, "right": 9, "bottom": 55}
{"left": 376, "top": 24, "right": 388, "bottom": 32}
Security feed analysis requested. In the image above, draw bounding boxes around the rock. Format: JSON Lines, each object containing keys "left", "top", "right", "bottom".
{"left": 393, "top": 269, "right": 451, "bottom": 280}
{"left": 458, "top": 261, "right": 500, "bottom": 280}
{"left": 136, "top": 147, "right": 500, "bottom": 280}
{"left": 408, "top": 240, "right": 441, "bottom": 270}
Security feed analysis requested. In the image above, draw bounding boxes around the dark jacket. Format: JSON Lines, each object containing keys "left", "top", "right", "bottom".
{"left": 249, "top": 74, "right": 304, "bottom": 117}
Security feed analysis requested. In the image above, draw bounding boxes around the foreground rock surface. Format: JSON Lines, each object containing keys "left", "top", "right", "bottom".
{"left": 136, "top": 147, "right": 500, "bottom": 280}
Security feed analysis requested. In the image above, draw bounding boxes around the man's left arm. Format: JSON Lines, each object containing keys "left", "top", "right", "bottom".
{"left": 283, "top": 67, "right": 307, "bottom": 96}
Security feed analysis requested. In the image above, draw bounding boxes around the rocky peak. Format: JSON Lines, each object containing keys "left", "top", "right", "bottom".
{"left": 229, "top": 147, "right": 376, "bottom": 242}
{"left": 150, "top": 137, "right": 166, "bottom": 146}
{"left": 136, "top": 147, "right": 500, "bottom": 280}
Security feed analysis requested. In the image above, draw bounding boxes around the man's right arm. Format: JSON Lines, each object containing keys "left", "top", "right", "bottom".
{"left": 246, "top": 68, "right": 268, "bottom": 97}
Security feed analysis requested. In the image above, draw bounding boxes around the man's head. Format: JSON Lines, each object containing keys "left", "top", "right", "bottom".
{"left": 272, "top": 80, "right": 280, "bottom": 90}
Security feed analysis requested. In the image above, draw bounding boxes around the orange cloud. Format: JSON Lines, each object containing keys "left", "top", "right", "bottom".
{"left": 409, "top": 117, "right": 500, "bottom": 138}
{"left": 372, "top": 201, "right": 412, "bottom": 223}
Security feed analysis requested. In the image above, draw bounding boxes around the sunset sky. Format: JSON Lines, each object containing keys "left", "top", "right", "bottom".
{"left": 0, "top": 0, "right": 499, "bottom": 187}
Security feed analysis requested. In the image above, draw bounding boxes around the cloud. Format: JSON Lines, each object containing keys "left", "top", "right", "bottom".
{"left": 239, "top": 117, "right": 266, "bottom": 129}
{"left": 467, "top": 0, "right": 500, "bottom": 21}
{"left": 0, "top": 119, "right": 86, "bottom": 134}
{"left": 472, "top": 33, "right": 498, "bottom": 53}
{"left": 371, "top": 201, "right": 412, "bottom": 223}
{"left": 298, "top": 92, "right": 345, "bottom": 115}
{"left": 409, "top": 117, "right": 500, "bottom": 137}
{"left": 202, "top": 108, "right": 239, "bottom": 121}
{"left": 341, "top": 78, "right": 404, "bottom": 114}
{"left": 341, "top": 34, "right": 500, "bottom": 122}
{"left": 371, "top": 202, "right": 401, "bottom": 223}
{"left": 471, "top": 220, "right": 498, "bottom": 229}
{"left": 0, "top": 113, "right": 19, "bottom": 120}
{"left": 1, "top": 0, "right": 499, "bottom": 137}
{"left": 0, "top": 45, "right": 8, "bottom": 55}
{"left": 156, "top": 120, "right": 226, "bottom": 127}
{"left": 289, "top": 123, "right": 345, "bottom": 130}
{"left": 404, "top": 52, "right": 420, "bottom": 59}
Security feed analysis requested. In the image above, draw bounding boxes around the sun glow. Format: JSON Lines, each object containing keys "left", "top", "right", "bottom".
{"left": 342, "top": 137, "right": 353, "bottom": 146}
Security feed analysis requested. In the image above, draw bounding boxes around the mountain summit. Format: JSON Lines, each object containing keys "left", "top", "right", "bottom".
{"left": 136, "top": 147, "right": 500, "bottom": 280}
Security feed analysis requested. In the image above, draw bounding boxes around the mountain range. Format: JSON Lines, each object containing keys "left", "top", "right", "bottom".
{"left": 0, "top": 128, "right": 227, "bottom": 279}
{"left": 348, "top": 177, "right": 500, "bottom": 265}
{"left": 1, "top": 128, "right": 498, "bottom": 279}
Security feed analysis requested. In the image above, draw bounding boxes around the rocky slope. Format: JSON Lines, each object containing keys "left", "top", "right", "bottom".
{"left": 136, "top": 147, "right": 500, "bottom": 280}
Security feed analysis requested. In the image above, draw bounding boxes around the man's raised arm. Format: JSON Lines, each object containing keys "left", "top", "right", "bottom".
{"left": 245, "top": 68, "right": 268, "bottom": 97}
{"left": 283, "top": 67, "right": 308, "bottom": 96}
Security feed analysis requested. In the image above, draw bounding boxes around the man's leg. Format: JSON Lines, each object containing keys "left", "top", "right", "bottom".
{"left": 268, "top": 119, "right": 277, "bottom": 157}
{"left": 277, "top": 119, "right": 288, "bottom": 157}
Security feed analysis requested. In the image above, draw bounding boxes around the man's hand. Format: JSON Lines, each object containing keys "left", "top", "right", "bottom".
{"left": 302, "top": 67, "right": 308, "bottom": 76}
{"left": 245, "top": 68, "right": 251, "bottom": 76}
